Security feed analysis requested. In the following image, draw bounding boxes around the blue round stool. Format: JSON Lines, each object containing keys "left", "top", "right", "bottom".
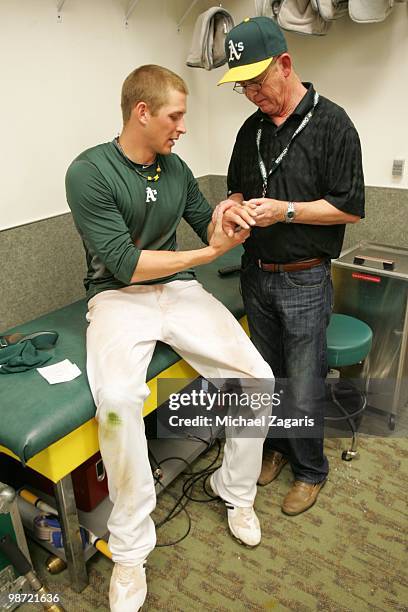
{"left": 326, "top": 314, "right": 373, "bottom": 460}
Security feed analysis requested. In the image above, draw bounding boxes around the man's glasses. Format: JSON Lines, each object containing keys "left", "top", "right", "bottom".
{"left": 233, "top": 59, "right": 277, "bottom": 95}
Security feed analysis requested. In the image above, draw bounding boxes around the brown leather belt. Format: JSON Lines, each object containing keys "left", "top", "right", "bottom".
{"left": 257, "top": 258, "right": 325, "bottom": 273}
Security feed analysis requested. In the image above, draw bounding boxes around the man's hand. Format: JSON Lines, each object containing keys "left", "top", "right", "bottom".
{"left": 244, "top": 198, "right": 286, "bottom": 227}
{"left": 209, "top": 207, "right": 250, "bottom": 256}
{"left": 212, "top": 200, "right": 258, "bottom": 237}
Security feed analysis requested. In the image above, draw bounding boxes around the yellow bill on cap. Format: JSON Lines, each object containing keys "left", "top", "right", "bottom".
{"left": 217, "top": 57, "right": 273, "bottom": 86}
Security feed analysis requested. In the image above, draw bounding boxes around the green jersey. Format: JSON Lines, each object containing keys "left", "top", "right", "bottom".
{"left": 65, "top": 141, "right": 213, "bottom": 299}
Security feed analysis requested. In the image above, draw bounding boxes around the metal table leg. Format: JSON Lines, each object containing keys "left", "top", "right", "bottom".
{"left": 53, "top": 475, "right": 88, "bottom": 592}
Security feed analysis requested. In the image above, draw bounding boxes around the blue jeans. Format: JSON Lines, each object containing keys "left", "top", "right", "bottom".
{"left": 240, "top": 254, "right": 332, "bottom": 484}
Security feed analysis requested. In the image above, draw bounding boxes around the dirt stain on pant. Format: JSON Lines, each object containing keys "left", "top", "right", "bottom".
{"left": 107, "top": 411, "right": 122, "bottom": 426}
{"left": 97, "top": 410, "right": 123, "bottom": 441}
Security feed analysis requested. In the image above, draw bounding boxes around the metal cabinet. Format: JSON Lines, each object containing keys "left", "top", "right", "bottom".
{"left": 332, "top": 242, "right": 408, "bottom": 430}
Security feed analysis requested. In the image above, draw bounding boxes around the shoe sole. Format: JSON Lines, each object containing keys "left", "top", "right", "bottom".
{"left": 3, "top": 331, "right": 59, "bottom": 350}
{"left": 227, "top": 529, "right": 260, "bottom": 549}
{"left": 22, "top": 331, "right": 59, "bottom": 349}
{"left": 281, "top": 479, "right": 327, "bottom": 516}
{"left": 257, "top": 459, "right": 289, "bottom": 486}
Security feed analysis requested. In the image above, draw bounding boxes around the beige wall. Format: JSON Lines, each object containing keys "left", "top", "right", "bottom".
{"left": 0, "top": 0, "right": 213, "bottom": 230}
{"left": 1, "top": 1, "right": 407, "bottom": 233}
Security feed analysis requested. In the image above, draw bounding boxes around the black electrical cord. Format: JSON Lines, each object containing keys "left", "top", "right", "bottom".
{"left": 151, "top": 433, "right": 223, "bottom": 547}
{"left": 158, "top": 438, "right": 222, "bottom": 523}
{"left": 181, "top": 438, "right": 222, "bottom": 502}
{"left": 154, "top": 476, "right": 192, "bottom": 547}
{"left": 154, "top": 456, "right": 194, "bottom": 528}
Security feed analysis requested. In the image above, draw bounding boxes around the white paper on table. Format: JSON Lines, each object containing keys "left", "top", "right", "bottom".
{"left": 37, "top": 359, "right": 82, "bottom": 384}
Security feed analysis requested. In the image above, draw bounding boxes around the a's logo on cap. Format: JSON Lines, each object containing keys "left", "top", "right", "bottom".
{"left": 228, "top": 40, "right": 244, "bottom": 62}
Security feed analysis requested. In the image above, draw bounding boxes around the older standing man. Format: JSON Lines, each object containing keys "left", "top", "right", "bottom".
{"left": 217, "top": 17, "right": 365, "bottom": 515}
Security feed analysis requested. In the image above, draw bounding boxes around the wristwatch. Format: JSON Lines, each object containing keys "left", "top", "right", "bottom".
{"left": 285, "top": 201, "right": 296, "bottom": 223}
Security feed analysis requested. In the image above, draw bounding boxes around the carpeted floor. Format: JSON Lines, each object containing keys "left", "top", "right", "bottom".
{"left": 19, "top": 435, "right": 408, "bottom": 612}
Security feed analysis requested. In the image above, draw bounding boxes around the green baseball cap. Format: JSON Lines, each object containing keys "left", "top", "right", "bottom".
{"left": 218, "top": 16, "right": 287, "bottom": 85}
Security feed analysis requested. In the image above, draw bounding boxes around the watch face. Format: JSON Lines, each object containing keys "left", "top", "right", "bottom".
{"left": 287, "top": 211, "right": 295, "bottom": 219}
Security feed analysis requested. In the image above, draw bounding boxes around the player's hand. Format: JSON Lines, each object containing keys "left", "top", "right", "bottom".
{"left": 210, "top": 208, "right": 250, "bottom": 255}
{"left": 212, "top": 200, "right": 257, "bottom": 237}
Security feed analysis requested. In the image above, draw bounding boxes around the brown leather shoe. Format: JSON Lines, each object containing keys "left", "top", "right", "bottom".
{"left": 257, "top": 450, "right": 288, "bottom": 486}
{"left": 281, "top": 479, "right": 327, "bottom": 515}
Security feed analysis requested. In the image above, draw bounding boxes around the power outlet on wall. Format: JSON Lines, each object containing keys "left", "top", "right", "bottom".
{"left": 392, "top": 159, "right": 405, "bottom": 177}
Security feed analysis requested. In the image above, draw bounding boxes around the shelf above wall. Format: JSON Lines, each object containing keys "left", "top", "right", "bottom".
{"left": 53, "top": 0, "right": 142, "bottom": 26}
{"left": 56, "top": 0, "right": 66, "bottom": 23}
{"left": 126, "top": 0, "right": 205, "bottom": 29}
{"left": 53, "top": 0, "right": 210, "bottom": 28}
{"left": 125, "top": 0, "right": 142, "bottom": 27}
{"left": 177, "top": 0, "right": 201, "bottom": 31}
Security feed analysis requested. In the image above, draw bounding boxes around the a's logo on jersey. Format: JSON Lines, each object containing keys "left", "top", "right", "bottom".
{"left": 228, "top": 40, "right": 244, "bottom": 62}
{"left": 146, "top": 187, "right": 158, "bottom": 203}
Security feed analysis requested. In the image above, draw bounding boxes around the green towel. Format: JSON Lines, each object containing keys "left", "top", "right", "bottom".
{"left": 0, "top": 341, "right": 52, "bottom": 374}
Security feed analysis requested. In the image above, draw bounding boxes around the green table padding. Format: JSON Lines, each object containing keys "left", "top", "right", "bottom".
{"left": 0, "top": 248, "right": 244, "bottom": 463}
{"left": 327, "top": 313, "right": 372, "bottom": 368}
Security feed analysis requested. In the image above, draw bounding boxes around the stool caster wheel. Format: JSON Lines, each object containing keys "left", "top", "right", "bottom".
{"left": 46, "top": 554, "right": 67, "bottom": 574}
{"left": 342, "top": 449, "right": 359, "bottom": 461}
{"left": 388, "top": 414, "right": 396, "bottom": 431}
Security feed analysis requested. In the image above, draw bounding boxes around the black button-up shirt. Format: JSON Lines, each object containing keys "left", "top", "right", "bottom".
{"left": 227, "top": 83, "right": 365, "bottom": 263}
